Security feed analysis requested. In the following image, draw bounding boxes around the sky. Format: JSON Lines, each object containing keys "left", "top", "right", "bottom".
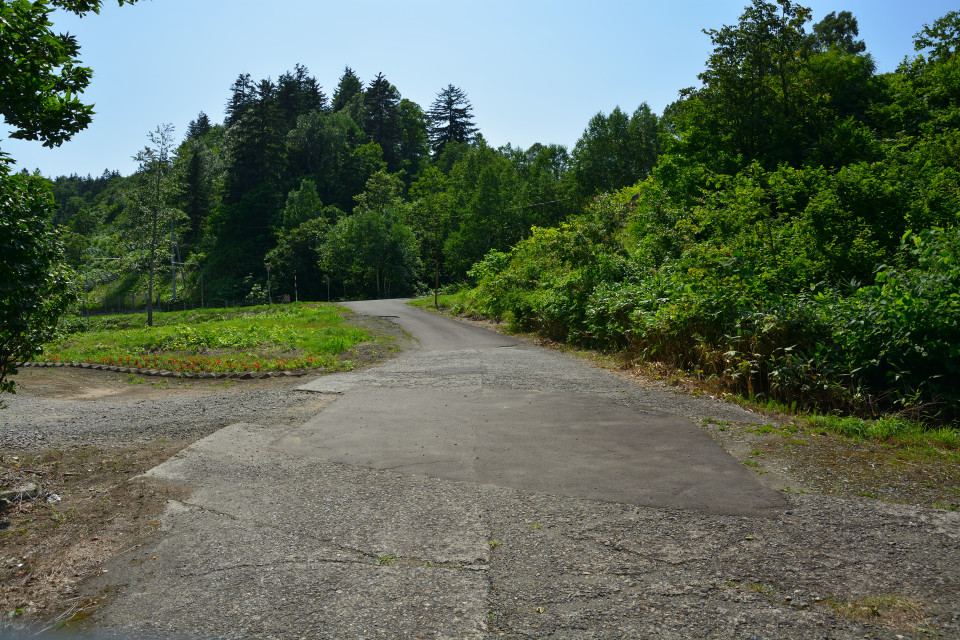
{"left": 4, "top": 0, "right": 956, "bottom": 178}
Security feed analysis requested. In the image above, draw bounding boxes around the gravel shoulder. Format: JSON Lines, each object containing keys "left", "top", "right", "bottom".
{"left": 0, "top": 304, "right": 958, "bottom": 639}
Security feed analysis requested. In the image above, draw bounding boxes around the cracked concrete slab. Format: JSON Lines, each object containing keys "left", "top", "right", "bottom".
{"left": 71, "top": 301, "right": 960, "bottom": 639}
{"left": 279, "top": 388, "right": 785, "bottom": 515}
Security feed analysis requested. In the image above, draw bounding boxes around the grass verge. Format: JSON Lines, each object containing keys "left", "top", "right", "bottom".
{"left": 38, "top": 303, "right": 372, "bottom": 374}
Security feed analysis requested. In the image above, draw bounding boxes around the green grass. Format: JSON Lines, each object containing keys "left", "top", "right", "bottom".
{"left": 804, "top": 414, "right": 960, "bottom": 456}
{"left": 408, "top": 293, "right": 469, "bottom": 314}
{"left": 38, "top": 302, "right": 372, "bottom": 374}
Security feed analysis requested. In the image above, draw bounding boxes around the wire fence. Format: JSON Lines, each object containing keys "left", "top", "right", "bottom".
{"left": 78, "top": 294, "right": 294, "bottom": 317}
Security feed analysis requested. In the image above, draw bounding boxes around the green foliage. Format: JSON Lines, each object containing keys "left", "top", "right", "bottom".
{"left": 41, "top": 303, "right": 369, "bottom": 373}
{"left": 0, "top": 166, "right": 77, "bottom": 397}
{"left": 569, "top": 104, "right": 661, "bottom": 198}
{"left": 823, "top": 228, "right": 960, "bottom": 415}
{"left": 0, "top": 0, "right": 132, "bottom": 401}
{"left": 0, "top": 0, "right": 135, "bottom": 151}
{"left": 321, "top": 201, "right": 421, "bottom": 299}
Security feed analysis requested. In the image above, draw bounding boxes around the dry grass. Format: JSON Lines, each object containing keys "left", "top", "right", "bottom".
{"left": 0, "top": 442, "right": 188, "bottom": 632}
{"left": 826, "top": 594, "right": 926, "bottom": 629}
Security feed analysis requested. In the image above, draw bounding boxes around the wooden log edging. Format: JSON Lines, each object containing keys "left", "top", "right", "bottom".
{"left": 17, "top": 361, "right": 309, "bottom": 380}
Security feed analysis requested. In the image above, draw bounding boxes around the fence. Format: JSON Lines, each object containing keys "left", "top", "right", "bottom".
{"left": 78, "top": 294, "right": 293, "bottom": 317}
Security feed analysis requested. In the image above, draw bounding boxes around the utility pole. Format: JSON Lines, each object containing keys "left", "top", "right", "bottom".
{"left": 172, "top": 261, "right": 203, "bottom": 308}
{"left": 170, "top": 219, "right": 176, "bottom": 302}
{"left": 294, "top": 271, "right": 298, "bottom": 302}
{"left": 266, "top": 263, "right": 271, "bottom": 304}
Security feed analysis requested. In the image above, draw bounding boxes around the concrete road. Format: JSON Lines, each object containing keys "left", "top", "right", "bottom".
{"left": 289, "top": 300, "right": 785, "bottom": 514}
{"left": 76, "top": 301, "right": 958, "bottom": 639}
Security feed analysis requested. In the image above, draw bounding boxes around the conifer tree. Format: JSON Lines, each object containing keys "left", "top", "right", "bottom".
{"left": 363, "top": 72, "right": 401, "bottom": 170}
{"left": 186, "top": 111, "right": 212, "bottom": 140}
{"left": 428, "top": 84, "right": 478, "bottom": 154}
{"left": 332, "top": 66, "right": 363, "bottom": 112}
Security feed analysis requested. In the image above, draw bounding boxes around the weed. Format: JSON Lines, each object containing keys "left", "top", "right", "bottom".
{"left": 376, "top": 555, "right": 398, "bottom": 566}
{"left": 702, "top": 418, "right": 733, "bottom": 426}
{"left": 748, "top": 582, "right": 774, "bottom": 597}
{"left": 488, "top": 540, "right": 501, "bottom": 548}
{"left": 825, "top": 594, "right": 925, "bottom": 627}
{"left": 124, "top": 374, "right": 145, "bottom": 385}
{"left": 742, "top": 459, "right": 760, "bottom": 467}
{"left": 749, "top": 449, "right": 765, "bottom": 457}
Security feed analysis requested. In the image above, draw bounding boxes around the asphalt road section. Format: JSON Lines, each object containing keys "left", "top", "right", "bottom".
{"left": 68, "top": 300, "right": 958, "bottom": 640}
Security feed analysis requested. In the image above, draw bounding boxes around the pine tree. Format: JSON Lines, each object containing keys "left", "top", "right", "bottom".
{"left": 428, "top": 84, "right": 478, "bottom": 154}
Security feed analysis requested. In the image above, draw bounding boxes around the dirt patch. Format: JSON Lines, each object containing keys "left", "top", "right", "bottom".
{"left": 1, "top": 441, "right": 189, "bottom": 629}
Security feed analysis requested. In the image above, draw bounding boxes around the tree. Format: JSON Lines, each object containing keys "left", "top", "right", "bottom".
{"left": 0, "top": 166, "right": 75, "bottom": 401}
{"left": 569, "top": 105, "right": 660, "bottom": 198}
{"left": 913, "top": 10, "right": 960, "bottom": 63}
{"left": 1, "top": 0, "right": 135, "bottom": 401}
{"left": 177, "top": 133, "right": 218, "bottom": 242}
{"left": 0, "top": 0, "right": 135, "bottom": 152}
{"left": 668, "top": 0, "right": 819, "bottom": 172}
{"left": 811, "top": 11, "right": 866, "bottom": 54}
{"left": 395, "top": 98, "right": 430, "bottom": 179}
{"left": 224, "top": 73, "right": 255, "bottom": 126}
{"left": 286, "top": 110, "right": 363, "bottom": 209}
{"left": 363, "top": 72, "right": 401, "bottom": 170}
{"left": 276, "top": 63, "right": 327, "bottom": 129}
{"left": 265, "top": 217, "right": 328, "bottom": 300}
{"left": 409, "top": 166, "right": 451, "bottom": 306}
{"left": 332, "top": 66, "right": 363, "bottom": 112}
{"left": 186, "top": 111, "right": 212, "bottom": 140}
{"left": 131, "top": 124, "right": 182, "bottom": 326}
{"left": 278, "top": 178, "right": 325, "bottom": 232}
{"left": 321, "top": 209, "right": 420, "bottom": 299}
{"left": 428, "top": 84, "right": 478, "bottom": 154}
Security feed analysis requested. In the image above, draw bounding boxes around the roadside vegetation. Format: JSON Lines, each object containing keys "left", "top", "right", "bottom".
{"left": 418, "top": 1, "right": 960, "bottom": 431}
{"left": 415, "top": 295, "right": 959, "bottom": 509}
{"left": 36, "top": 303, "right": 373, "bottom": 374}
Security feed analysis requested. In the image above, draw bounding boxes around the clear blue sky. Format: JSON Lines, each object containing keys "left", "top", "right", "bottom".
{"left": 4, "top": 0, "right": 956, "bottom": 177}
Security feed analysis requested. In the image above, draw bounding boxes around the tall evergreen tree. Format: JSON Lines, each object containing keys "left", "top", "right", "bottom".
{"left": 186, "top": 111, "right": 212, "bottom": 140}
{"left": 224, "top": 73, "right": 255, "bottom": 126}
{"left": 332, "top": 66, "right": 363, "bottom": 112}
{"left": 428, "top": 84, "right": 478, "bottom": 153}
{"left": 363, "top": 72, "right": 401, "bottom": 170}
{"left": 277, "top": 63, "right": 327, "bottom": 129}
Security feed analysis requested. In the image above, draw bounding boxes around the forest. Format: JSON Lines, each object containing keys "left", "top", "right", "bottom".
{"left": 24, "top": 1, "right": 960, "bottom": 422}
